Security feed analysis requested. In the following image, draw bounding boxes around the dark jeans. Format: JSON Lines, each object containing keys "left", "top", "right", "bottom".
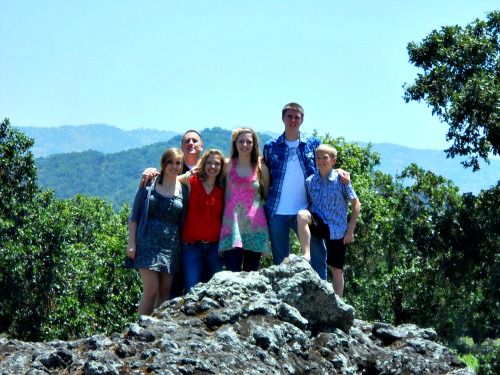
{"left": 224, "top": 248, "right": 262, "bottom": 272}
{"left": 182, "top": 242, "right": 224, "bottom": 293}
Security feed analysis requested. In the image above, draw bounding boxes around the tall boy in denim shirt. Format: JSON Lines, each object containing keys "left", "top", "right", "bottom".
{"left": 297, "top": 144, "right": 361, "bottom": 297}
{"left": 264, "top": 103, "right": 350, "bottom": 280}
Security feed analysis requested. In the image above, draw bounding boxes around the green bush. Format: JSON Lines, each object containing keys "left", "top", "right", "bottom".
{"left": 477, "top": 344, "right": 500, "bottom": 375}
{"left": 0, "top": 190, "right": 141, "bottom": 341}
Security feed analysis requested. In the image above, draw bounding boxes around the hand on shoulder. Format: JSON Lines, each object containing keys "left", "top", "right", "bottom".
{"left": 335, "top": 168, "right": 351, "bottom": 184}
{"left": 140, "top": 167, "right": 159, "bottom": 187}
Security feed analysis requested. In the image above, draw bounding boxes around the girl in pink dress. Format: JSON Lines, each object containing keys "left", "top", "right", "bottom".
{"left": 219, "top": 128, "right": 271, "bottom": 271}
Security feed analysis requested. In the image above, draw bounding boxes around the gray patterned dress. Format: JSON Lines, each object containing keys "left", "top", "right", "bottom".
{"left": 124, "top": 188, "right": 183, "bottom": 273}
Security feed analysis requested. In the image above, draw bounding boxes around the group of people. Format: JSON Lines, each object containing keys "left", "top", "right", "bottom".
{"left": 124, "top": 103, "right": 361, "bottom": 316}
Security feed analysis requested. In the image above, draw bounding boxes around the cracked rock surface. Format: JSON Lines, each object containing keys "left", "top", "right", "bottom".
{"left": 0, "top": 256, "right": 474, "bottom": 374}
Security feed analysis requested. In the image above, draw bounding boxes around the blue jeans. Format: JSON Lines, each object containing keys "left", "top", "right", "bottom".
{"left": 267, "top": 213, "right": 327, "bottom": 280}
{"left": 182, "top": 242, "right": 224, "bottom": 293}
{"left": 224, "top": 248, "right": 262, "bottom": 272}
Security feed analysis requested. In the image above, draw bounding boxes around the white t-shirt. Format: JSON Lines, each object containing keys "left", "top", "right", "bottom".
{"left": 276, "top": 140, "right": 308, "bottom": 214}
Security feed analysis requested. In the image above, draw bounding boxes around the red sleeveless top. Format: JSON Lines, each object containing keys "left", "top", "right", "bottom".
{"left": 181, "top": 174, "right": 225, "bottom": 243}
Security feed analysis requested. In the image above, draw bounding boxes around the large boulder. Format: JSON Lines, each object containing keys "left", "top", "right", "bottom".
{"left": 0, "top": 256, "right": 474, "bottom": 374}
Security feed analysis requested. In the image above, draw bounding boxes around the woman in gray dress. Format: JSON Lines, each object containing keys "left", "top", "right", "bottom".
{"left": 125, "top": 148, "right": 188, "bottom": 316}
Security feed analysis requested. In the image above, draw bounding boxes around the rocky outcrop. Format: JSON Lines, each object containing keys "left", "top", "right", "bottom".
{"left": 0, "top": 256, "right": 474, "bottom": 374}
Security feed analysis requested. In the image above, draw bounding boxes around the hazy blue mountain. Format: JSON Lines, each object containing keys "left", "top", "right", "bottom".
{"left": 361, "top": 142, "right": 499, "bottom": 194}
{"left": 16, "top": 124, "right": 178, "bottom": 157}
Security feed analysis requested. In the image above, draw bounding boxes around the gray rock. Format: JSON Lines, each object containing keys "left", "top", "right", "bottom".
{"left": 0, "top": 257, "right": 474, "bottom": 374}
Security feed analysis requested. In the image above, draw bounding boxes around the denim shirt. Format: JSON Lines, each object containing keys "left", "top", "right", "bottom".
{"left": 263, "top": 132, "right": 321, "bottom": 217}
{"left": 306, "top": 170, "right": 357, "bottom": 239}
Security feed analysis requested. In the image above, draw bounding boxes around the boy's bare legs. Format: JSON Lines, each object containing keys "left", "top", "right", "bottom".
{"left": 330, "top": 266, "right": 344, "bottom": 298}
{"left": 297, "top": 210, "right": 312, "bottom": 261}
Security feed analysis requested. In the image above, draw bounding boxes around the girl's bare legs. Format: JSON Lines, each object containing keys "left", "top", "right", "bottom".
{"left": 330, "top": 266, "right": 344, "bottom": 298}
{"left": 138, "top": 270, "right": 173, "bottom": 316}
{"left": 154, "top": 272, "right": 173, "bottom": 309}
{"left": 138, "top": 269, "right": 159, "bottom": 316}
{"left": 297, "top": 210, "right": 312, "bottom": 260}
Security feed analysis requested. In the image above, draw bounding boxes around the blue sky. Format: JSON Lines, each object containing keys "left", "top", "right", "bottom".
{"left": 1, "top": 0, "right": 498, "bottom": 151}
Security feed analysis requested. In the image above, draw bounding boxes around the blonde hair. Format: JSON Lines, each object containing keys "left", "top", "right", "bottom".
{"left": 316, "top": 144, "right": 338, "bottom": 158}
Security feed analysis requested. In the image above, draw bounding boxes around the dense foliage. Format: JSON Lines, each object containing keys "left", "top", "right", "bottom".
{"left": 477, "top": 344, "right": 500, "bottom": 375}
{"left": 1, "top": 119, "right": 141, "bottom": 341}
{"left": 404, "top": 10, "right": 500, "bottom": 171}
{"left": 0, "top": 119, "right": 39, "bottom": 243}
{"left": 1, "top": 117, "right": 498, "bottom": 374}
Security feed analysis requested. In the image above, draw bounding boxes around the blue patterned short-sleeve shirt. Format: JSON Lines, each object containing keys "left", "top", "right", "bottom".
{"left": 306, "top": 169, "right": 357, "bottom": 240}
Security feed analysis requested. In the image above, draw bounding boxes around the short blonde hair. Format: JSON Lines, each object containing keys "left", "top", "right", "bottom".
{"left": 316, "top": 144, "right": 337, "bottom": 158}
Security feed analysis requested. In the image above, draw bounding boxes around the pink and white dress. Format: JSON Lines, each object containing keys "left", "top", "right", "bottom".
{"left": 219, "top": 159, "right": 270, "bottom": 254}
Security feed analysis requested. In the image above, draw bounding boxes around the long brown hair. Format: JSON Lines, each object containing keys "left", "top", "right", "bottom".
{"left": 230, "top": 128, "right": 264, "bottom": 197}
{"left": 158, "top": 148, "right": 183, "bottom": 184}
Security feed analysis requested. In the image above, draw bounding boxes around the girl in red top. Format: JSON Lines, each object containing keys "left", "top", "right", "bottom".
{"left": 178, "top": 149, "right": 226, "bottom": 293}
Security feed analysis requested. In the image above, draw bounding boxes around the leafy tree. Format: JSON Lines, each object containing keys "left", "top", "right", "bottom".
{"left": 1, "top": 189, "right": 140, "bottom": 341}
{"left": 403, "top": 11, "right": 500, "bottom": 345}
{"left": 477, "top": 344, "right": 500, "bottom": 375}
{"left": 404, "top": 10, "right": 500, "bottom": 171}
{"left": 459, "top": 182, "right": 500, "bottom": 343}
{"left": 0, "top": 118, "right": 40, "bottom": 241}
{"left": 37, "top": 196, "right": 139, "bottom": 340}
{"left": 1, "top": 119, "right": 140, "bottom": 341}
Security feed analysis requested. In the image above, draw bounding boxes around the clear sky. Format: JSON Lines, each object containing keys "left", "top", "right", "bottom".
{"left": 1, "top": 0, "right": 498, "bottom": 151}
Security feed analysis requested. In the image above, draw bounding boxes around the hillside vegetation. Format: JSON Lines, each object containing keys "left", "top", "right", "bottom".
{"left": 35, "top": 127, "right": 272, "bottom": 210}
{"left": 25, "top": 125, "right": 500, "bottom": 210}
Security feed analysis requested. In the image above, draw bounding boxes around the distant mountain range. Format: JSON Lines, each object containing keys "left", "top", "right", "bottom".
{"left": 17, "top": 124, "right": 177, "bottom": 156}
{"left": 363, "top": 142, "right": 499, "bottom": 194}
{"left": 16, "top": 125, "right": 499, "bottom": 203}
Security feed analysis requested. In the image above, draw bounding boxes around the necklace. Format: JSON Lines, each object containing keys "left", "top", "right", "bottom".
{"left": 158, "top": 180, "right": 177, "bottom": 197}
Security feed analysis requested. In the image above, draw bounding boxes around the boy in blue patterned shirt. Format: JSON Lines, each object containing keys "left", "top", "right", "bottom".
{"left": 297, "top": 144, "right": 361, "bottom": 298}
